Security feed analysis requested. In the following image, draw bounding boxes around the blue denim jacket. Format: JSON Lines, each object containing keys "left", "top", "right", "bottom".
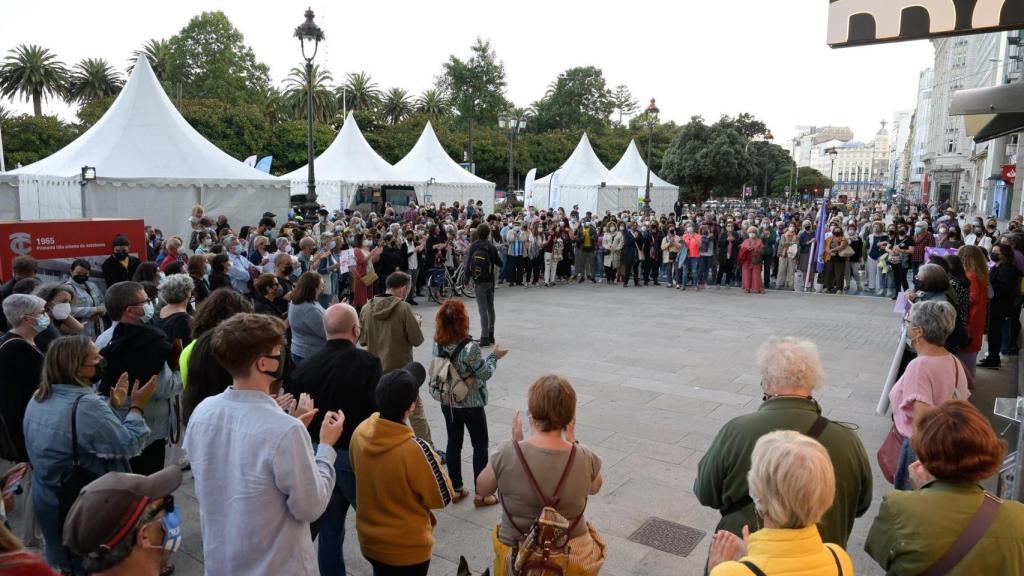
{"left": 432, "top": 340, "right": 497, "bottom": 408}
{"left": 23, "top": 384, "right": 150, "bottom": 509}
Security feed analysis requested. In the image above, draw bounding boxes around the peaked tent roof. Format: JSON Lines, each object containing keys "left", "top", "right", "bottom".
{"left": 9, "top": 57, "right": 277, "bottom": 182}
{"left": 392, "top": 122, "right": 494, "bottom": 185}
{"left": 535, "top": 134, "right": 635, "bottom": 187}
{"left": 284, "top": 112, "right": 409, "bottom": 184}
{"left": 610, "top": 140, "right": 677, "bottom": 190}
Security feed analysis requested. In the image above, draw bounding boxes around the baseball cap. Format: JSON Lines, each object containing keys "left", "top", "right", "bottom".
{"left": 401, "top": 361, "right": 426, "bottom": 388}
{"left": 63, "top": 465, "right": 182, "bottom": 557}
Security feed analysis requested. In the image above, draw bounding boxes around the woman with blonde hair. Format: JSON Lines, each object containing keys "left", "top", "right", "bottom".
{"left": 958, "top": 245, "right": 989, "bottom": 376}
{"left": 476, "top": 375, "right": 606, "bottom": 576}
{"left": 708, "top": 430, "right": 854, "bottom": 575}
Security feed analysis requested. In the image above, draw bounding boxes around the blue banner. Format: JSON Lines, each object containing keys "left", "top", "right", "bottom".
{"left": 813, "top": 194, "right": 830, "bottom": 274}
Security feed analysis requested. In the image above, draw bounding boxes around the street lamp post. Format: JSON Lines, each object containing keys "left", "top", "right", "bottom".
{"left": 294, "top": 8, "right": 324, "bottom": 219}
{"left": 826, "top": 147, "right": 839, "bottom": 196}
{"left": 643, "top": 98, "right": 659, "bottom": 214}
{"left": 498, "top": 112, "right": 527, "bottom": 198}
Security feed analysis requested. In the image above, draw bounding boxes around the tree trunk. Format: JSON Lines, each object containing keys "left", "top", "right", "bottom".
{"left": 468, "top": 117, "right": 474, "bottom": 173}
{"left": 32, "top": 91, "right": 41, "bottom": 117}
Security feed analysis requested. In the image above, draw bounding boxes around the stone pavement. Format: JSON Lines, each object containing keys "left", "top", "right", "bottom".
{"left": 161, "top": 283, "right": 956, "bottom": 575}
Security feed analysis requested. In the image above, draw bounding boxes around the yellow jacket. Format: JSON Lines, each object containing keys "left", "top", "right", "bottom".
{"left": 350, "top": 413, "right": 453, "bottom": 566}
{"left": 711, "top": 526, "right": 854, "bottom": 576}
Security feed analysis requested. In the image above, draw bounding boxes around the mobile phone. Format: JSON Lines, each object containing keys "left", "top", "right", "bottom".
{"left": 3, "top": 464, "right": 27, "bottom": 496}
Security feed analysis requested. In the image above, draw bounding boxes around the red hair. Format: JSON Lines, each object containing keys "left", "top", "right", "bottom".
{"left": 912, "top": 400, "right": 1006, "bottom": 483}
{"left": 434, "top": 299, "right": 470, "bottom": 346}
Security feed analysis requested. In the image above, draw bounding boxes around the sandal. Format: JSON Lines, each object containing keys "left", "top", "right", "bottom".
{"left": 474, "top": 494, "right": 499, "bottom": 507}
{"left": 451, "top": 488, "right": 470, "bottom": 504}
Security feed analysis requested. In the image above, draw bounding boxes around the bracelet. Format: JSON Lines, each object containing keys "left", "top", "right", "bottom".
{"left": 129, "top": 405, "right": 145, "bottom": 416}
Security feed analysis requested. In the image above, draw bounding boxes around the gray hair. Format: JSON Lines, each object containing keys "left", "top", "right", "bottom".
{"left": 757, "top": 337, "right": 824, "bottom": 394}
{"left": 275, "top": 237, "right": 291, "bottom": 250}
{"left": 747, "top": 430, "right": 835, "bottom": 529}
{"left": 908, "top": 300, "right": 956, "bottom": 345}
{"left": 158, "top": 274, "right": 195, "bottom": 304}
{"left": 3, "top": 293, "right": 46, "bottom": 328}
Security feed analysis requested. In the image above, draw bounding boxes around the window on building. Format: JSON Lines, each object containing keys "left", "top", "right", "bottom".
{"left": 946, "top": 139, "right": 957, "bottom": 153}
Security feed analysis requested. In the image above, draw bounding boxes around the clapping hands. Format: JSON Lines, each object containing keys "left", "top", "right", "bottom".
{"left": 707, "top": 526, "right": 749, "bottom": 571}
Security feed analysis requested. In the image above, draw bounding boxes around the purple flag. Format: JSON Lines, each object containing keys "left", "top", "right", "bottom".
{"left": 813, "top": 195, "right": 830, "bottom": 273}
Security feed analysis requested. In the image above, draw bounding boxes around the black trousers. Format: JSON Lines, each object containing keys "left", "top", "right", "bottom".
{"left": 891, "top": 263, "right": 910, "bottom": 294}
{"left": 823, "top": 258, "right": 846, "bottom": 292}
{"left": 130, "top": 440, "right": 166, "bottom": 476}
{"left": 716, "top": 259, "right": 734, "bottom": 285}
{"left": 509, "top": 255, "right": 525, "bottom": 285}
{"left": 643, "top": 258, "right": 659, "bottom": 284}
{"left": 988, "top": 302, "right": 1014, "bottom": 359}
{"left": 623, "top": 259, "right": 640, "bottom": 286}
{"left": 442, "top": 405, "right": 489, "bottom": 491}
{"left": 528, "top": 255, "right": 543, "bottom": 284}
{"left": 367, "top": 557, "right": 430, "bottom": 576}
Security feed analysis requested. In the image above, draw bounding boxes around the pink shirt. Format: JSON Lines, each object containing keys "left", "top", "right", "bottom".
{"left": 889, "top": 354, "right": 970, "bottom": 437}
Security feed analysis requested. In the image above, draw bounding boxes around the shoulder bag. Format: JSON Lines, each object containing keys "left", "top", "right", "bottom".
{"left": 918, "top": 492, "right": 1002, "bottom": 576}
{"left": 57, "top": 395, "right": 100, "bottom": 531}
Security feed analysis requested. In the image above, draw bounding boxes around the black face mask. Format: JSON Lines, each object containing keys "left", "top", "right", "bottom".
{"left": 259, "top": 353, "right": 287, "bottom": 383}
{"left": 88, "top": 358, "right": 107, "bottom": 384}
{"left": 72, "top": 274, "right": 89, "bottom": 284}
{"left": 114, "top": 251, "right": 129, "bottom": 260}
{"left": 282, "top": 266, "right": 294, "bottom": 276}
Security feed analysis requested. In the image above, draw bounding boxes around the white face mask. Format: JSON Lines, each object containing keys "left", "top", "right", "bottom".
{"left": 52, "top": 302, "right": 72, "bottom": 321}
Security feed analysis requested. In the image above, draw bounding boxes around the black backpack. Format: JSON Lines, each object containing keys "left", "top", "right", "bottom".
{"left": 470, "top": 247, "right": 492, "bottom": 282}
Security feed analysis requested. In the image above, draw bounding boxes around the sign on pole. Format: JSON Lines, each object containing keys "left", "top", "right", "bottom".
{"left": 550, "top": 171, "right": 562, "bottom": 211}
{"left": 828, "top": 1, "right": 1024, "bottom": 48}
{"left": 524, "top": 168, "right": 537, "bottom": 207}
{"left": 1004, "top": 164, "right": 1017, "bottom": 186}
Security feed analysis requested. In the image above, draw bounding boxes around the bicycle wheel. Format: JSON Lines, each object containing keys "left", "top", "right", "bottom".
{"left": 459, "top": 267, "right": 476, "bottom": 298}
{"left": 427, "top": 269, "right": 450, "bottom": 304}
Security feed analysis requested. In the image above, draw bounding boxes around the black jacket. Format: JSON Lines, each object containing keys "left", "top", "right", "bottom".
{"left": 183, "top": 331, "right": 232, "bottom": 423}
{"left": 468, "top": 240, "right": 501, "bottom": 283}
{"left": 286, "top": 339, "right": 382, "bottom": 449}
{"left": 98, "top": 322, "right": 173, "bottom": 397}
{"left": 101, "top": 255, "right": 141, "bottom": 288}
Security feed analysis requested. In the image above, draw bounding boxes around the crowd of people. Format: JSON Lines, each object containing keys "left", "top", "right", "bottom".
{"left": 0, "top": 197, "right": 1023, "bottom": 575}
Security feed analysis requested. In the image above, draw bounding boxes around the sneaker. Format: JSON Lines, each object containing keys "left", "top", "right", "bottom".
{"left": 978, "top": 357, "right": 1001, "bottom": 369}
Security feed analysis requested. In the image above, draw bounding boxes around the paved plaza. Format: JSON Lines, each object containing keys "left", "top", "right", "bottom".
{"left": 166, "top": 284, "right": 999, "bottom": 576}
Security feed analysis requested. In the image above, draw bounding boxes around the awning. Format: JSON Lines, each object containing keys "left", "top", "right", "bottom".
{"left": 949, "top": 83, "right": 1024, "bottom": 143}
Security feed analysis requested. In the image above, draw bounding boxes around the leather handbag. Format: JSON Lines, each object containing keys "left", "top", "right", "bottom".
{"left": 876, "top": 423, "right": 905, "bottom": 485}
{"left": 57, "top": 395, "right": 100, "bottom": 531}
{"left": 838, "top": 245, "right": 855, "bottom": 258}
{"left": 360, "top": 260, "right": 378, "bottom": 287}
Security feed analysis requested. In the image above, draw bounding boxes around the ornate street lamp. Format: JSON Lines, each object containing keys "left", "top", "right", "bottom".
{"left": 295, "top": 8, "right": 324, "bottom": 217}
{"left": 499, "top": 112, "right": 527, "bottom": 197}
{"left": 643, "top": 98, "right": 659, "bottom": 213}
{"left": 827, "top": 147, "right": 839, "bottom": 195}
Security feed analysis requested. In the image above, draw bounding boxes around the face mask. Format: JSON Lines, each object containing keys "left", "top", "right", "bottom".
{"left": 204, "top": 264, "right": 212, "bottom": 276}
{"left": 52, "top": 302, "right": 71, "bottom": 321}
{"left": 72, "top": 274, "right": 89, "bottom": 284}
{"left": 232, "top": 244, "right": 244, "bottom": 255}
{"left": 33, "top": 313, "right": 51, "bottom": 332}
{"left": 114, "top": 251, "right": 129, "bottom": 260}
{"left": 202, "top": 238, "right": 212, "bottom": 247}
{"left": 145, "top": 505, "right": 182, "bottom": 554}
{"left": 274, "top": 285, "right": 285, "bottom": 298}
{"left": 140, "top": 302, "right": 155, "bottom": 323}
{"left": 259, "top": 353, "right": 287, "bottom": 382}
{"left": 283, "top": 265, "right": 294, "bottom": 275}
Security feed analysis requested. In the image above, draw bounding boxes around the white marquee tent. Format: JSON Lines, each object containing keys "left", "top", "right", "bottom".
{"left": 531, "top": 134, "right": 638, "bottom": 214}
{"left": 392, "top": 122, "right": 496, "bottom": 213}
{"left": 285, "top": 112, "right": 414, "bottom": 211}
{"left": 610, "top": 140, "right": 679, "bottom": 215}
{"left": 0, "top": 57, "right": 287, "bottom": 243}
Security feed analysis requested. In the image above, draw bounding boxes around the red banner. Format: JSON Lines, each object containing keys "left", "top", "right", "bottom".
{"left": 922, "top": 173, "right": 930, "bottom": 205}
{"left": 0, "top": 219, "right": 147, "bottom": 279}
{"left": 1004, "top": 164, "right": 1017, "bottom": 186}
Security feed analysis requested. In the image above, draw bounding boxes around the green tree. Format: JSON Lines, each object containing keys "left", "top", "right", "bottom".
{"left": 531, "top": 66, "right": 614, "bottom": 132}
{"left": 415, "top": 88, "right": 451, "bottom": 120}
{"left": 715, "top": 112, "right": 768, "bottom": 139}
{"left": 771, "top": 167, "right": 834, "bottom": 196}
{"left": 338, "top": 71, "right": 381, "bottom": 113}
{"left": 661, "top": 116, "right": 751, "bottom": 203}
{"left": 610, "top": 84, "right": 638, "bottom": 126}
{"left": 67, "top": 58, "right": 123, "bottom": 104}
{"left": 164, "top": 11, "right": 272, "bottom": 106}
{"left": 0, "top": 114, "right": 77, "bottom": 168}
{"left": 130, "top": 38, "right": 173, "bottom": 80}
{"left": 266, "top": 119, "right": 335, "bottom": 175}
{"left": 379, "top": 87, "right": 414, "bottom": 125}
{"left": 0, "top": 45, "right": 68, "bottom": 117}
{"left": 281, "top": 64, "right": 336, "bottom": 122}
{"left": 436, "top": 38, "right": 510, "bottom": 165}
{"left": 75, "top": 96, "right": 115, "bottom": 128}
{"left": 175, "top": 98, "right": 272, "bottom": 159}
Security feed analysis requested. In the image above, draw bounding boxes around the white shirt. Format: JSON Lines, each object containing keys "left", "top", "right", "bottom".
{"left": 405, "top": 240, "right": 418, "bottom": 270}
{"left": 964, "top": 233, "right": 993, "bottom": 251}
{"left": 184, "top": 388, "right": 336, "bottom": 576}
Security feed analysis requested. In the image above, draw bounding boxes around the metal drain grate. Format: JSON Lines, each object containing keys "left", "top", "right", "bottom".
{"left": 627, "top": 517, "right": 706, "bottom": 557}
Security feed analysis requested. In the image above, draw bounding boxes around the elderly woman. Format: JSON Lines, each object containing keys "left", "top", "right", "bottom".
{"left": 978, "top": 243, "right": 1022, "bottom": 369}
{"left": 696, "top": 338, "right": 872, "bottom": 551}
{"left": 822, "top": 225, "right": 849, "bottom": 294}
{"left": 63, "top": 259, "right": 105, "bottom": 339}
{"left": 32, "top": 283, "right": 84, "bottom": 352}
{"left": 187, "top": 254, "right": 211, "bottom": 305}
{"left": 352, "top": 239, "right": 382, "bottom": 311}
{"left": 707, "top": 431, "right": 855, "bottom": 575}
{"left": 775, "top": 225, "right": 798, "bottom": 291}
{"left": 717, "top": 222, "right": 741, "bottom": 288}
{"left": 288, "top": 272, "right": 327, "bottom": 365}
{"left": 885, "top": 301, "right": 970, "bottom": 490}
{"left": 739, "top": 226, "right": 765, "bottom": 294}
{"left": 154, "top": 274, "right": 195, "bottom": 355}
{"left": 433, "top": 299, "right": 508, "bottom": 506}
{"left": 0, "top": 295, "right": 48, "bottom": 464}
{"left": 22, "top": 336, "right": 157, "bottom": 572}
{"left": 252, "top": 273, "right": 288, "bottom": 320}
{"left": 476, "top": 375, "right": 606, "bottom": 576}
{"left": 867, "top": 401, "right": 1024, "bottom": 574}
{"left": 251, "top": 235, "right": 273, "bottom": 272}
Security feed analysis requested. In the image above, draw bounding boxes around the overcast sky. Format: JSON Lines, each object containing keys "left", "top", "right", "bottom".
{"left": 0, "top": 0, "right": 935, "bottom": 148}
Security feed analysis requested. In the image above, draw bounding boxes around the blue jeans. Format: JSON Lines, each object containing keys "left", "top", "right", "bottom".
{"left": 683, "top": 257, "right": 700, "bottom": 286}
{"left": 698, "top": 256, "right": 713, "bottom": 285}
{"left": 318, "top": 447, "right": 357, "bottom": 576}
{"left": 893, "top": 437, "right": 916, "bottom": 491}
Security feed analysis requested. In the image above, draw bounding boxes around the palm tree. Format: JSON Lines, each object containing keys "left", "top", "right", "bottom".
{"left": 338, "top": 71, "right": 381, "bottom": 113}
{"left": 0, "top": 45, "right": 68, "bottom": 117}
{"left": 416, "top": 88, "right": 451, "bottom": 120}
{"left": 67, "top": 58, "right": 123, "bottom": 103}
{"left": 282, "top": 64, "right": 336, "bottom": 123}
{"left": 130, "top": 38, "right": 172, "bottom": 80}
{"left": 380, "top": 88, "right": 413, "bottom": 126}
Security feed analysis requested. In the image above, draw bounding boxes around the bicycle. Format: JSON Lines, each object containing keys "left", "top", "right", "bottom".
{"left": 426, "top": 262, "right": 475, "bottom": 304}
